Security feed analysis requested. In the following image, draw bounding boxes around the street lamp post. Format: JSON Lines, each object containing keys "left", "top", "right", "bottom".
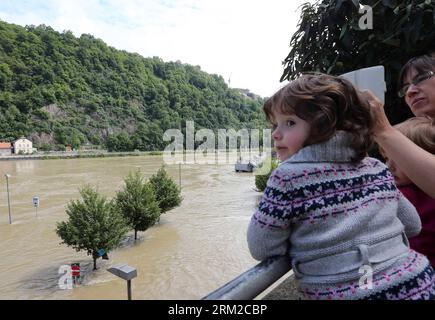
{"left": 5, "top": 174, "right": 11, "bottom": 224}
{"left": 107, "top": 264, "right": 137, "bottom": 300}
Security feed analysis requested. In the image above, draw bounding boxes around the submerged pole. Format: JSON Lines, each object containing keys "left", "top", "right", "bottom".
{"left": 5, "top": 174, "right": 11, "bottom": 224}
{"left": 179, "top": 163, "right": 181, "bottom": 188}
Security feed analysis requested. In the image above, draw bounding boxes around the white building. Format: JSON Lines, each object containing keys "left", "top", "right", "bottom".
{"left": 13, "top": 137, "right": 33, "bottom": 154}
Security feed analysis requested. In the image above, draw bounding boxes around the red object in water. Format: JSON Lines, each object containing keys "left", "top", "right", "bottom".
{"left": 71, "top": 263, "right": 80, "bottom": 277}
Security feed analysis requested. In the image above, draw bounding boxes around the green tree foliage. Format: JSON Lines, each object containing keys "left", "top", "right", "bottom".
{"left": 115, "top": 171, "right": 161, "bottom": 240}
{"left": 54, "top": 126, "right": 85, "bottom": 149}
{"left": 55, "top": 185, "right": 129, "bottom": 270}
{"left": 281, "top": 0, "right": 435, "bottom": 125}
{"left": 149, "top": 166, "right": 182, "bottom": 214}
{"left": 106, "top": 132, "right": 133, "bottom": 152}
{"left": 254, "top": 159, "right": 279, "bottom": 192}
{"left": 0, "top": 20, "right": 266, "bottom": 150}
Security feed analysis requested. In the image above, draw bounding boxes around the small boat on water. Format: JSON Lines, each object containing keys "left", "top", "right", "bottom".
{"left": 234, "top": 154, "right": 265, "bottom": 172}
{"left": 235, "top": 161, "right": 255, "bottom": 172}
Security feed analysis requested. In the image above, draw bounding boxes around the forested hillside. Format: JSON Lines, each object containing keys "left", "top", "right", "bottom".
{"left": 0, "top": 20, "right": 266, "bottom": 151}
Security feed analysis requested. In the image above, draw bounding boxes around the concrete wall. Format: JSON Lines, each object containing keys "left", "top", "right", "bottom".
{"left": 0, "top": 149, "right": 12, "bottom": 156}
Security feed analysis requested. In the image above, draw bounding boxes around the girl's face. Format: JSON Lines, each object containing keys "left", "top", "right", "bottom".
{"left": 385, "top": 157, "right": 412, "bottom": 187}
{"left": 403, "top": 68, "right": 435, "bottom": 118}
{"left": 271, "top": 109, "right": 311, "bottom": 161}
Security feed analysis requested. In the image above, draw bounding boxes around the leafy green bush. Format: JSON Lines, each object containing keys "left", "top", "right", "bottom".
{"left": 38, "top": 143, "right": 52, "bottom": 151}
{"left": 254, "top": 159, "right": 279, "bottom": 192}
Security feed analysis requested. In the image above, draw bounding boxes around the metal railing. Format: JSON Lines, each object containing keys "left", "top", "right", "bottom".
{"left": 202, "top": 256, "right": 292, "bottom": 300}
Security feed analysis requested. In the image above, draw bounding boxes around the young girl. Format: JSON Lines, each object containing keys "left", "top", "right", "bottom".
{"left": 384, "top": 117, "right": 435, "bottom": 267}
{"left": 247, "top": 73, "right": 435, "bottom": 300}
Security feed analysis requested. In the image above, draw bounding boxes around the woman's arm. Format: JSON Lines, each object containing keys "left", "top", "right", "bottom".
{"left": 376, "top": 127, "right": 435, "bottom": 198}
{"left": 362, "top": 90, "right": 435, "bottom": 198}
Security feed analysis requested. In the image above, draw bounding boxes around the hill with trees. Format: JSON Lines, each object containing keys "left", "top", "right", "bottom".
{"left": 0, "top": 20, "right": 266, "bottom": 151}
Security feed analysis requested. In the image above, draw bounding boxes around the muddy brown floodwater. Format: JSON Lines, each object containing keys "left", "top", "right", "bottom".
{"left": 0, "top": 155, "right": 262, "bottom": 299}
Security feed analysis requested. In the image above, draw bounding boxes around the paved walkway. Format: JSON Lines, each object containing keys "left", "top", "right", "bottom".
{"left": 261, "top": 273, "right": 299, "bottom": 300}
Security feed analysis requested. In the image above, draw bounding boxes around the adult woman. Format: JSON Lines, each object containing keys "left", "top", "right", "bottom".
{"left": 363, "top": 54, "right": 435, "bottom": 198}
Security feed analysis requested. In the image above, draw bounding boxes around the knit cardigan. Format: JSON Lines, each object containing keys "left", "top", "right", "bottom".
{"left": 247, "top": 131, "right": 422, "bottom": 285}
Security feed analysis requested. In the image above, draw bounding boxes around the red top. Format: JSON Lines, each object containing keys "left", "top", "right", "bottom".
{"left": 399, "top": 184, "right": 435, "bottom": 267}
{"left": 71, "top": 265, "right": 80, "bottom": 277}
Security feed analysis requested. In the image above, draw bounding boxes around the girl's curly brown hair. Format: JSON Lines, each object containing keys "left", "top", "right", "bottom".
{"left": 264, "top": 73, "right": 374, "bottom": 163}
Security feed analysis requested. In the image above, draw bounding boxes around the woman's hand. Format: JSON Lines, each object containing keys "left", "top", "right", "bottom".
{"left": 360, "top": 91, "right": 435, "bottom": 197}
{"left": 360, "top": 90, "right": 394, "bottom": 139}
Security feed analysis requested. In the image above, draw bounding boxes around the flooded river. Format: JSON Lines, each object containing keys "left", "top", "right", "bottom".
{"left": 0, "top": 155, "right": 261, "bottom": 299}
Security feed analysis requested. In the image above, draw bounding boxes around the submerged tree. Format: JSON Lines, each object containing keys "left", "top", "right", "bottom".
{"left": 56, "top": 185, "right": 129, "bottom": 270}
{"left": 115, "top": 171, "right": 161, "bottom": 240}
{"left": 149, "top": 166, "right": 182, "bottom": 215}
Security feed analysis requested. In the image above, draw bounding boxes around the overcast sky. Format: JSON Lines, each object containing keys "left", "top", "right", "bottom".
{"left": 0, "top": 0, "right": 314, "bottom": 97}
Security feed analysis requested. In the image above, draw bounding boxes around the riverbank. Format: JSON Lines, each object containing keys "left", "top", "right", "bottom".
{"left": 0, "top": 150, "right": 163, "bottom": 161}
{"left": 0, "top": 149, "right": 266, "bottom": 162}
